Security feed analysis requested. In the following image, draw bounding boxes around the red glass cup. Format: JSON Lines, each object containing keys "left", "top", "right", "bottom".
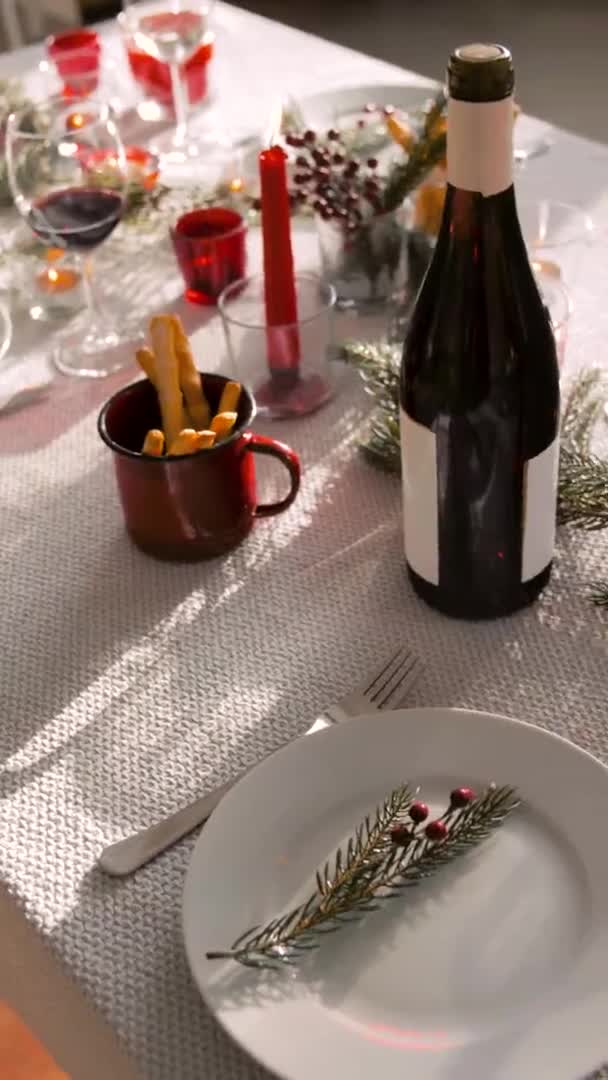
{"left": 171, "top": 208, "right": 247, "bottom": 306}
{"left": 47, "top": 29, "right": 101, "bottom": 98}
{"left": 123, "top": 18, "right": 214, "bottom": 109}
{"left": 98, "top": 373, "right": 301, "bottom": 561}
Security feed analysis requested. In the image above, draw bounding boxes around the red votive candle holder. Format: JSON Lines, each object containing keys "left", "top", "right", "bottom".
{"left": 171, "top": 208, "right": 247, "bottom": 306}
{"left": 47, "top": 29, "right": 101, "bottom": 98}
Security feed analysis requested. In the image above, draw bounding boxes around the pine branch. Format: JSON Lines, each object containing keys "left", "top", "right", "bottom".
{"left": 207, "top": 783, "right": 519, "bottom": 970}
{"left": 343, "top": 345, "right": 608, "bottom": 581}
{"left": 343, "top": 340, "right": 402, "bottom": 470}
{"left": 382, "top": 88, "right": 447, "bottom": 213}
{"left": 561, "top": 368, "right": 606, "bottom": 453}
{"left": 558, "top": 447, "right": 608, "bottom": 530}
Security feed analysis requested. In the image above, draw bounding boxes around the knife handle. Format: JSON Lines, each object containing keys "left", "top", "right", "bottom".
{"left": 98, "top": 716, "right": 332, "bottom": 877}
{"left": 98, "top": 775, "right": 240, "bottom": 877}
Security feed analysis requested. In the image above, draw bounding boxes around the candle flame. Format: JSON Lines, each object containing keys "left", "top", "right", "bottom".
{"left": 67, "top": 112, "right": 86, "bottom": 130}
{"left": 48, "top": 268, "right": 59, "bottom": 284}
{"left": 229, "top": 177, "right": 244, "bottom": 193}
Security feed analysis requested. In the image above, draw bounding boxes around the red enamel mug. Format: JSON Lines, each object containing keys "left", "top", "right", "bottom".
{"left": 98, "top": 373, "right": 300, "bottom": 561}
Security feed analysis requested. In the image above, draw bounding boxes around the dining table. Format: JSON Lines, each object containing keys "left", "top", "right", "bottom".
{"left": 1, "top": 5, "right": 608, "bottom": 1079}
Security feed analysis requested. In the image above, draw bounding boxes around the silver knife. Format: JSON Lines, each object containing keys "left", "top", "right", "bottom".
{"left": 99, "top": 711, "right": 357, "bottom": 876}
{"left": 97, "top": 648, "right": 419, "bottom": 878}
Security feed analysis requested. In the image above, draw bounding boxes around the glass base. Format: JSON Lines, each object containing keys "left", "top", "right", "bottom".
{"left": 150, "top": 127, "right": 233, "bottom": 176}
{"left": 255, "top": 372, "right": 333, "bottom": 419}
{"left": 52, "top": 325, "right": 133, "bottom": 378}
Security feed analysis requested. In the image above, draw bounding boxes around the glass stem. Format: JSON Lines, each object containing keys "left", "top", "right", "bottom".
{"left": 169, "top": 60, "right": 189, "bottom": 147}
{"left": 80, "top": 254, "right": 105, "bottom": 331}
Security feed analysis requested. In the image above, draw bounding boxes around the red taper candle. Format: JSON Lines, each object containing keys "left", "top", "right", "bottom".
{"left": 259, "top": 145, "right": 300, "bottom": 383}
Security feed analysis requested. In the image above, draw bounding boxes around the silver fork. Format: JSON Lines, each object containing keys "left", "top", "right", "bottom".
{"left": 98, "top": 648, "right": 420, "bottom": 878}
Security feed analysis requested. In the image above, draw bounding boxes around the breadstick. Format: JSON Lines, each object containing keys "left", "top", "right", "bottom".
{"left": 210, "top": 411, "right": 237, "bottom": 440}
{"left": 136, "top": 346, "right": 157, "bottom": 385}
{"left": 217, "top": 380, "right": 241, "bottom": 415}
{"left": 195, "top": 430, "right": 216, "bottom": 449}
{"left": 386, "top": 113, "right": 415, "bottom": 151}
{"left": 137, "top": 344, "right": 190, "bottom": 428}
{"left": 168, "top": 428, "right": 199, "bottom": 456}
{"left": 149, "top": 315, "right": 183, "bottom": 450}
{"left": 171, "top": 315, "right": 210, "bottom": 429}
{"left": 142, "top": 429, "right": 165, "bottom": 456}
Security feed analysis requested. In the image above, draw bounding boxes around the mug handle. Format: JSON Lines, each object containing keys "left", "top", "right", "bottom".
{"left": 243, "top": 433, "right": 301, "bottom": 518}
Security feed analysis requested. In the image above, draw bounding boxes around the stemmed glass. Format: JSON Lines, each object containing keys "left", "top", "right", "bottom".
{"left": 120, "top": 0, "right": 216, "bottom": 167}
{"left": 6, "top": 94, "right": 129, "bottom": 378}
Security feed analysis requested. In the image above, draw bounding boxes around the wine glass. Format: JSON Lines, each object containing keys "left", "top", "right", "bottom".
{"left": 6, "top": 94, "right": 129, "bottom": 378}
{"left": 120, "top": 0, "right": 217, "bottom": 168}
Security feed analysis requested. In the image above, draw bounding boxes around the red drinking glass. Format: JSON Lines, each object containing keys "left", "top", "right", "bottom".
{"left": 124, "top": 15, "right": 213, "bottom": 108}
{"left": 47, "top": 29, "right": 101, "bottom": 98}
{"left": 171, "top": 208, "right": 247, "bottom": 306}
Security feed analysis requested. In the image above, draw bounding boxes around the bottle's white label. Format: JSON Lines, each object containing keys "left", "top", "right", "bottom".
{"left": 400, "top": 411, "right": 439, "bottom": 586}
{"left": 400, "top": 409, "right": 559, "bottom": 585}
{"left": 447, "top": 96, "right": 513, "bottom": 196}
{"left": 521, "top": 435, "right": 559, "bottom": 581}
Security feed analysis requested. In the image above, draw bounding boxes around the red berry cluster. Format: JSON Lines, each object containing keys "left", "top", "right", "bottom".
{"left": 390, "top": 786, "right": 477, "bottom": 848}
{"left": 285, "top": 127, "right": 384, "bottom": 229}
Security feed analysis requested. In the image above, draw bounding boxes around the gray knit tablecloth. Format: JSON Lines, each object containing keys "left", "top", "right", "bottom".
{"left": 2, "top": 8, "right": 608, "bottom": 1080}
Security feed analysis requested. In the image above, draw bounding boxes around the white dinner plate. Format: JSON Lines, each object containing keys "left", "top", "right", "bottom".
{"left": 298, "top": 82, "right": 551, "bottom": 166}
{"left": 183, "top": 707, "right": 608, "bottom": 1080}
{"left": 299, "top": 82, "right": 434, "bottom": 152}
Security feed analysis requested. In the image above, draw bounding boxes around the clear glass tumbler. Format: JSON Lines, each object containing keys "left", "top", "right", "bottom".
{"left": 219, "top": 272, "right": 336, "bottom": 419}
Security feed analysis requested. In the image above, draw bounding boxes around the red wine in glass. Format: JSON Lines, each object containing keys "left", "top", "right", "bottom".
{"left": 126, "top": 32, "right": 213, "bottom": 107}
{"left": 28, "top": 187, "right": 123, "bottom": 250}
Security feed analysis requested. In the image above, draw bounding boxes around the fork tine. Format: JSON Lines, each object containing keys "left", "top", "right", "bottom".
{"left": 363, "top": 648, "right": 404, "bottom": 696}
{"left": 367, "top": 648, "right": 409, "bottom": 704}
{"left": 367, "top": 648, "right": 416, "bottom": 707}
{"left": 376, "top": 654, "right": 420, "bottom": 708}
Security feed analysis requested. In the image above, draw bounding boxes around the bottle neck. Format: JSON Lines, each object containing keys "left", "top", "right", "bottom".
{"left": 447, "top": 94, "right": 513, "bottom": 197}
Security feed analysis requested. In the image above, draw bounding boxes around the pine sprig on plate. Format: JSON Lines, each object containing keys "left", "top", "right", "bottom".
{"left": 206, "top": 782, "right": 519, "bottom": 970}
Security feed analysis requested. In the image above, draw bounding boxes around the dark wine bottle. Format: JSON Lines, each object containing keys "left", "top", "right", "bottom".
{"left": 400, "top": 43, "right": 560, "bottom": 619}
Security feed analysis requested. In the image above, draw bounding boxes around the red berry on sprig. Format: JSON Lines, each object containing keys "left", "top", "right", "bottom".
{"left": 390, "top": 824, "right": 414, "bottom": 847}
{"left": 327, "top": 128, "right": 340, "bottom": 141}
{"left": 367, "top": 157, "right": 379, "bottom": 169}
{"left": 450, "top": 787, "right": 476, "bottom": 810}
{"left": 304, "top": 129, "right": 316, "bottom": 143}
{"left": 425, "top": 820, "right": 448, "bottom": 842}
{"left": 409, "top": 800, "right": 429, "bottom": 824}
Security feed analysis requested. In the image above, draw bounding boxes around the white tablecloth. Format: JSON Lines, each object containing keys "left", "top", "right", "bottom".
{"left": 1, "top": 7, "right": 608, "bottom": 1079}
